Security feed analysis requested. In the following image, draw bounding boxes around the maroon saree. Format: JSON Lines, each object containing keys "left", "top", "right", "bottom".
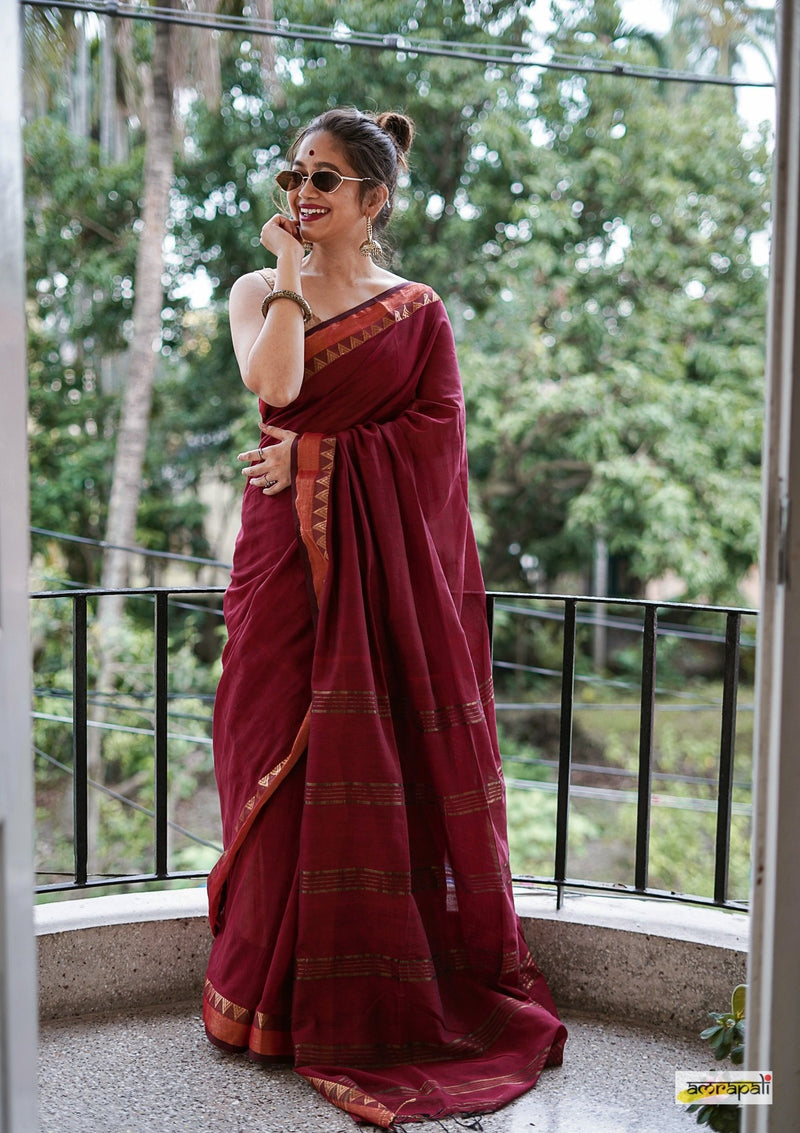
{"left": 204, "top": 281, "right": 566, "bottom": 1126}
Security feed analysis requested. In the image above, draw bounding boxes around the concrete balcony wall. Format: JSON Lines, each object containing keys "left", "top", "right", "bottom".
{"left": 36, "top": 889, "right": 211, "bottom": 1021}
{"left": 516, "top": 891, "right": 748, "bottom": 1032}
{"left": 35, "top": 887, "right": 748, "bottom": 1031}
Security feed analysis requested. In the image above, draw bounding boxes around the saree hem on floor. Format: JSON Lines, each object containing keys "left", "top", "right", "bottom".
{"left": 204, "top": 281, "right": 566, "bottom": 1126}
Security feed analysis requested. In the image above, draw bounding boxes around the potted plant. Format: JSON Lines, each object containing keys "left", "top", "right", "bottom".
{"left": 686, "top": 984, "right": 746, "bottom": 1132}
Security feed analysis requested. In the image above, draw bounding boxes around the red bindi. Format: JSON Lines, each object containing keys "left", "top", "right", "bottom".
{"left": 308, "top": 148, "right": 315, "bottom": 156}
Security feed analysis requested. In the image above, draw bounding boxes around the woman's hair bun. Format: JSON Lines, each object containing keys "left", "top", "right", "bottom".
{"left": 375, "top": 112, "right": 415, "bottom": 163}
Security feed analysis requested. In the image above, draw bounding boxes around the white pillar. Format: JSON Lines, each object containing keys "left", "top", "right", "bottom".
{"left": 744, "top": 2, "right": 800, "bottom": 1130}
{"left": 0, "top": 0, "right": 39, "bottom": 1128}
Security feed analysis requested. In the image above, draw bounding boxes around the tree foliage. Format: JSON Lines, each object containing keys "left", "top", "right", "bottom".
{"left": 24, "top": 0, "right": 772, "bottom": 896}
{"left": 24, "top": 0, "right": 771, "bottom": 601}
{"left": 459, "top": 2, "right": 770, "bottom": 598}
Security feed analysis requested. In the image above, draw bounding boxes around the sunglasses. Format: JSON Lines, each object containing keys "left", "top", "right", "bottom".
{"left": 275, "top": 169, "right": 373, "bottom": 194}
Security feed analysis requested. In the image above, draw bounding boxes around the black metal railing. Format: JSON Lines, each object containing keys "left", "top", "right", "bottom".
{"left": 31, "top": 586, "right": 755, "bottom": 910}
{"left": 32, "top": 586, "right": 225, "bottom": 895}
{"left": 486, "top": 593, "right": 754, "bottom": 911}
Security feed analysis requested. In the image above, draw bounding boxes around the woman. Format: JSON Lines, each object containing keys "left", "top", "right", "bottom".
{"left": 204, "top": 107, "right": 566, "bottom": 1127}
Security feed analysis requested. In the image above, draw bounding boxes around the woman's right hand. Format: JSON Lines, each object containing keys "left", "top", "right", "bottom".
{"left": 259, "top": 214, "right": 305, "bottom": 262}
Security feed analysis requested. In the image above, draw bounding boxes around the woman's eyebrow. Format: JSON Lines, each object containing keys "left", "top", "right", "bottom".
{"left": 292, "top": 160, "right": 343, "bottom": 171}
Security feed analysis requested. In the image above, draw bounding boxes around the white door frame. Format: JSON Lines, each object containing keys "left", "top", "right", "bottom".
{"left": 0, "top": 2, "right": 39, "bottom": 1130}
{"left": 745, "top": 1, "right": 800, "bottom": 1130}
{"left": 0, "top": 3, "right": 799, "bottom": 1133}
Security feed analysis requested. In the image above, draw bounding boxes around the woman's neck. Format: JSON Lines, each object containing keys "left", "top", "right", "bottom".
{"left": 301, "top": 241, "right": 385, "bottom": 288}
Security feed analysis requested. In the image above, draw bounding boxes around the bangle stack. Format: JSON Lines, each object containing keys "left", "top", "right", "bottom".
{"left": 261, "top": 289, "right": 314, "bottom": 324}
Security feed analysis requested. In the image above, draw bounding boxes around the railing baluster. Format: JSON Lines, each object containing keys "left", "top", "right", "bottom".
{"left": 554, "top": 599, "right": 577, "bottom": 909}
{"left": 635, "top": 606, "right": 658, "bottom": 893}
{"left": 154, "top": 591, "right": 169, "bottom": 878}
{"left": 72, "top": 593, "right": 88, "bottom": 887}
{"left": 485, "top": 593, "right": 495, "bottom": 654}
{"left": 714, "top": 612, "right": 741, "bottom": 904}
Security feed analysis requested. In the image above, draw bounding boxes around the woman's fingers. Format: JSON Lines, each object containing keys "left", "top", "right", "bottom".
{"left": 260, "top": 215, "right": 304, "bottom": 259}
{"left": 236, "top": 449, "right": 289, "bottom": 494}
{"left": 237, "top": 428, "right": 297, "bottom": 462}
{"left": 237, "top": 428, "right": 297, "bottom": 494}
{"left": 260, "top": 425, "right": 297, "bottom": 443}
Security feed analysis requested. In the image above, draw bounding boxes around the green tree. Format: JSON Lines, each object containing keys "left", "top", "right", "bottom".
{"left": 26, "top": 0, "right": 772, "bottom": 605}
{"left": 663, "top": 0, "right": 775, "bottom": 79}
{"left": 460, "top": 0, "right": 770, "bottom": 600}
{"left": 24, "top": 118, "right": 223, "bottom": 583}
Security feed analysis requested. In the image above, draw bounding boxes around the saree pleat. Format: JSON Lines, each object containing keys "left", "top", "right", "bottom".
{"left": 205, "top": 282, "right": 566, "bottom": 1126}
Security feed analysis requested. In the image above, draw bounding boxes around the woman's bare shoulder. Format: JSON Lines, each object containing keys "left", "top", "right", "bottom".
{"left": 230, "top": 269, "right": 275, "bottom": 315}
{"left": 376, "top": 267, "right": 408, "bottom": 288}
{"left": 231, "top": 268, "right": 275, "bottom": 294}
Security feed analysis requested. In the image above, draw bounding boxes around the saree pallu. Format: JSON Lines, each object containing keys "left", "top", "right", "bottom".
{"left": 204, "top": 281, "right": 566, "bottom": 1127}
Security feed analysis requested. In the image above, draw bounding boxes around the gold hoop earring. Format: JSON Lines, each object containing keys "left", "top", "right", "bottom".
{"left": 359, "top": 215, "right": 383, "bottom": 259}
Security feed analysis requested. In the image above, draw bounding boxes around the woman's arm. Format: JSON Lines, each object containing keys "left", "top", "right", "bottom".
{"left": 229, "top": 215, "right": 308, "bottom": 407}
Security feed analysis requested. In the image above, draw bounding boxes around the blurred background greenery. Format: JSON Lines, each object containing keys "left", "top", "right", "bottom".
{"left": 24, "top": 0, "right": 771, "bottom": 900}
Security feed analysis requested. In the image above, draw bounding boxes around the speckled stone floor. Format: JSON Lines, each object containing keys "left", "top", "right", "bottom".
{"left": 39, "top": 1003, "right": 709, "bottom": 1133}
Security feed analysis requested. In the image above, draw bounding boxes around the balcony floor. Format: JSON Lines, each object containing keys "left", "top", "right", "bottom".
{"left": 39, "top": 1001, "right": 709, "bottom": 1132}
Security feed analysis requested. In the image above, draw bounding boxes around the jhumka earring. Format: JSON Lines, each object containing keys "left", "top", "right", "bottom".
{"left": 359, "top": 215, "right": 383, "bottom": 259}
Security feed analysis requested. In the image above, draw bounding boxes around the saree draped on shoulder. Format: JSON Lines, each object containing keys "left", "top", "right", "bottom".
{"left": 204, "top": 282, "right": 567, "bottom": 1127}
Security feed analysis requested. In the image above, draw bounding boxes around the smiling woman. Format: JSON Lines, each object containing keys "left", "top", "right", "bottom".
{"left": 203, "top": 106, "right": 566, "bottom": 1128}
{"left": 226, "top": 113, "right": 409, "bottom": 406}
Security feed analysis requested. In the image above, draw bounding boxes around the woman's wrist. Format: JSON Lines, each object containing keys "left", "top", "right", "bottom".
{"left": 273, "top": 257, "right": 303, "bottom": 295}
{"left": 262, "top": 289, "right": 313, "bottom": 323}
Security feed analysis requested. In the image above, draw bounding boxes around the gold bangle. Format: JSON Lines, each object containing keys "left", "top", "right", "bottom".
{"left": 261, "top": 288, "right": 314, "bottom": 324}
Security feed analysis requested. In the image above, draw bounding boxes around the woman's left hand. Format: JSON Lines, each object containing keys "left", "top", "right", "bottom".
{"left": 238, "top": 425, "right": 298, "bottom": 494}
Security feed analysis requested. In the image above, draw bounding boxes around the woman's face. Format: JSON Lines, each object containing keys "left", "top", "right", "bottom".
{"left": 289, "top": 130, "right": 378, "bottom": 248}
